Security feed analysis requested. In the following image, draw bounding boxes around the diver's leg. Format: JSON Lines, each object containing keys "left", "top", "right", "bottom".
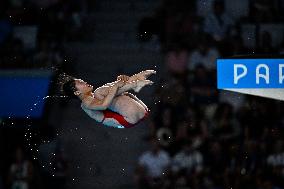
{"left": 108, "top": 95, "right": 148, "bottom": 125}
{"left": 93, "top": 80, "right": 153, "bottom": 100}
{"left": 103, "top": 70, "right": 156, "bottom": 88}
{"left": 122, "top": 92, "right": 148, "bottom": 110}
{"left": 95, "top": 70, "right": 156, "bottom": 98}
{"left": 118, "top": 80, "right": 153, "bottom": 94}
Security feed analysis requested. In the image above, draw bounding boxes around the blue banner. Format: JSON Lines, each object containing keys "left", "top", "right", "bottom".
{"left": 0, "top": 70, "right": 52, "bottom": 118}
{"left": 217, "top": 59, "right": 284, "bottom": 88}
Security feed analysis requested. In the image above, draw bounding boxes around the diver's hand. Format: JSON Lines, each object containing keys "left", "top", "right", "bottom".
{"left": 134, "top": 70, "right": 156, "bottom": 80}
{"left": 117, "top": 75, "right": 130, "bottom": 82}
{"left": 116, "top": 79, "right": 125, "bottom": 88}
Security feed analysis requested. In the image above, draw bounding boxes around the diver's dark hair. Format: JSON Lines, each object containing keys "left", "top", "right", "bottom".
{"left": 58, "top": 73, "right": 78, "bottom": 98}
{"left": 62, "top": 78, "right": 77, "bottom": 98}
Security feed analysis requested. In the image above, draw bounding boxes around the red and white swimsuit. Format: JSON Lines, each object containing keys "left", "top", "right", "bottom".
{"left": 81, "top": 103, "right": 149, "bottom": 129}
{"left": 100, "top": 108, "right": 149, "bottom": 128}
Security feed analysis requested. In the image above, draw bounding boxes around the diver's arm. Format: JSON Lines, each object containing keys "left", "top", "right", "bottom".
{"left": 82, "top": 97, "right": 107, "bottom": 111}
{"left": 98, "top": 75, "right": 129, "bottom": 89}
{"left": 83, "top": 82, "right": 122, "bottom": 110}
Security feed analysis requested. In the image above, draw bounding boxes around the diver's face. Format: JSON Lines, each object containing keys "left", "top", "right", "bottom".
{"left": 74, "top": 79, "right": 93, "bottom": 95}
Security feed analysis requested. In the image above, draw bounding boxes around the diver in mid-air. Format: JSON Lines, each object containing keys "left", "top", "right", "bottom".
{"left": 61, "top": 70, "right": 156, "bottom": 128}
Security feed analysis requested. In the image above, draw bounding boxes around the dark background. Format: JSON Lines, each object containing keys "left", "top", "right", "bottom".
{"left": 1, "top": 0, "right": 284, "bottom": 188}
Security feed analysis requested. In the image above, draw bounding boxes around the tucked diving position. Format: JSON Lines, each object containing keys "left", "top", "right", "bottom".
{"left": 62, "top": 70, "right": 156, "bottom": 128}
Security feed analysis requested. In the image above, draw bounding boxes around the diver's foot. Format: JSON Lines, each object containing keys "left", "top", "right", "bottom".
{"left": 133, "top": 80, "right": 154, "bottom": 93}
{"left": 134, "top": 70, "right": 156, "bottom": 81}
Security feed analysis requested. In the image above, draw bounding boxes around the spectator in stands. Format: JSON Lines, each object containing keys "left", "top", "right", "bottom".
{"left": 257, "top": 31, "right": 277, "bottom": 54}
{"left": 235, "top": 140, "right": 259, "bottom": 175}
{"left": 203, "top": 140, "right": 229, "bottom": 188}
{"left": 203, "top": 0, "right": 234, "bottom": 42}
{"left": 8, "top": 147, "right": 35, "bottom": 189}
{"left": 189, "top": 64, "right": 218, "bottom": 105}
{"left": 137, "top": 136, "right": 171, "bottom": 188}
{"left": 187, "top": 35, "right": 220, "bottom": 72}
{"left": 184, "top": 106, "right": 209, "bottom": 148}
{"left": 172, "top": 139, "right": 203, "bottom": 188}
{"left": 265, "top": 140, "right": 284, "bottom": 188}
{"left": 219, "top": 90, "right": 246, "bottom": 113}
{"left": 153, "top": 105, "right": 182, "bottom": 155}
{"left": 267, "top": 140, "right": 284, "bottom": 168}
{"left": 165, "top": 43, "right": 188, "bottom": 78}
{"left": 238, "top": 97, "right": 275, "bottom": 140}
{"left": 209, "top": 103, "right": 240, "bottom": 142}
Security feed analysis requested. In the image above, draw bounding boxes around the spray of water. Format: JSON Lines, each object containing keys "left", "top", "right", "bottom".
{"left": 22, "top": 94, "right": 69, "bottom": 161}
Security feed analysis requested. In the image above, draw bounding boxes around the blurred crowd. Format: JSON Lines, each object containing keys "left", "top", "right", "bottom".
{"left": 0, "top": 124, "right": 69, "bottom": 189}
{"left": 1, "top": 0, "right": 284, "bottom": 188}
{"left": 135, "top": 0, "right": 284, "bottom": 189}
{"left": 0, "top": 0, "right": 92, "bottom": 70}
{"left": 0, "top": 0, "right": 89, "bottom": 188}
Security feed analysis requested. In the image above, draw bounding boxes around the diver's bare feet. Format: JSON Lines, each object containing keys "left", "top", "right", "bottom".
{"left": 133, "top": 80, "right": 154, "bottom": 93}
{"left": 132, "top": 70, "right": 156, "bottom": 81}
